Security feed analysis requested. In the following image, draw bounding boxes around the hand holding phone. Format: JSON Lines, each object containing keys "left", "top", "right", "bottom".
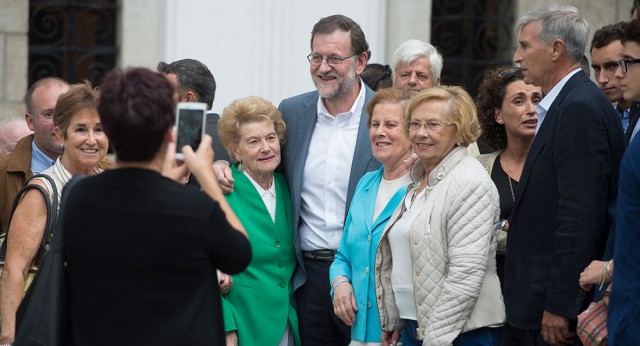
{"left": 175, "top": 102, "right": 207, "bottom": 160}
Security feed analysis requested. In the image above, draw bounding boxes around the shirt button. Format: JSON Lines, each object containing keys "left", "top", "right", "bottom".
{"left": 364, "top": 267, "right": 369, "bottom": 274}
{"left": 367, "top": 235, "right": 371, "bottom": 242}
{"left": 279, "top": 281, "right": 286, "bottom": 288}
{"left": 278, "top": 262, "right": 284, "bottom": 268}
{"left": 367, "top": 301, "right": 372, "bottom": 309}
{"left": 274, "top": 241, "right": 281, "bottom": 248}
{"left": 416, "top": 272, "right": 420, "bottom": 276}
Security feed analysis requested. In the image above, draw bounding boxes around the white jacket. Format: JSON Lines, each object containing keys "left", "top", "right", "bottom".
{"left": 374, "top": 147, "right": 506, "bottom": 346}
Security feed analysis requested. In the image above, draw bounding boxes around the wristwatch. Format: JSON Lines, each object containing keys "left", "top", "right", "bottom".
{"left": 497, "top": 219, "right": 508, "bottom": 232}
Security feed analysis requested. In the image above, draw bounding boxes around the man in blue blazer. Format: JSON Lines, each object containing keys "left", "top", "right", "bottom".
{"left": 502, "top": 5, "right": 625, "bottom": 346}
{"left": 278, "top": 15, "right": 380, "bottom": 346}
{"left": 212, "top": 14, "right": 379, "bottom": 346}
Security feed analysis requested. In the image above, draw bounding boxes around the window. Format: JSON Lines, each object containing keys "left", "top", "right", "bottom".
{"left": 29, "top": 0, "right": 117, "bottom": 87}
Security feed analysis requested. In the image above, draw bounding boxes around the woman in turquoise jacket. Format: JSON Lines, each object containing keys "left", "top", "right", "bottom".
{"left": 218, "top": 96, "right": 300, "bottom": 346}
{"left": 330, "top": 88, "right": 413, "bottom": 345}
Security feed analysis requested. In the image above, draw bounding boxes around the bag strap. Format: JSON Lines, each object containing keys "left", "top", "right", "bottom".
{"left": 0, "top": 174, "right": 59, "bottom": 266}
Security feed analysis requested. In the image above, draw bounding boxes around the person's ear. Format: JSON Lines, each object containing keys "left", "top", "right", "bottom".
{"left": 25, "top": 113, "right": 36, "bottom": 131}
{"left": 232, "top": 145, "right": 241, "bottom": 162}
{"left": 54, "top": 127, "right": 64, "bottom": 143}
{"left": 183, "top": 91, "right": 198, "bottom": 103}
{"left": 550, "top": 39, "right": 564, "bottom": 61}
{"left": 166, "top": 127, "right": 176, "bottom": 143}
{"left": 355, "top": 53, "right": 368, "bottom": 75}
{"left": 495, "top": 108, "right": 504, "bottom": 124}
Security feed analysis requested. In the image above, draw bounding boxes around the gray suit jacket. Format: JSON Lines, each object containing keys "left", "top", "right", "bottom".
{"left": 278, "top": 86, "right": 381, "bottom": 292}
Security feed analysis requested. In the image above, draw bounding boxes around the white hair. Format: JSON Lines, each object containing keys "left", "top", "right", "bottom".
{"left": 391, "top": 39, "right": 444, "bottom": 81}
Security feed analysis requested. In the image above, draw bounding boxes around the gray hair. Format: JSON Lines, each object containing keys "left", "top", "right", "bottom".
{"left": 516, "top": 4, "right": 589, "bottom": 63}
{"left": 391, "top": 39, "right": 444, "bottom": 81}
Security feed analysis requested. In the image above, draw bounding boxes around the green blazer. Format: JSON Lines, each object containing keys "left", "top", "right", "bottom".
{"left": 222, "top": 164, "right": 300, "bottom": 346}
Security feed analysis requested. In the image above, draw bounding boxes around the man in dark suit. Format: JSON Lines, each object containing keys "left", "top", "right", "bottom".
{"left": 157, "top": 59, "right": 230, "bottom": 162}
{"left": 502, "top": 5, "right": 625, "bottom": 346}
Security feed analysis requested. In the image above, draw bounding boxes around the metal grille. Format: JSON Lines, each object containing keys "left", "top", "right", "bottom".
{"left": 431, "top": 0, "right": 515, "bottom": 97}
{"left": 29, "top": 0, "right": 117, "bottom": 87}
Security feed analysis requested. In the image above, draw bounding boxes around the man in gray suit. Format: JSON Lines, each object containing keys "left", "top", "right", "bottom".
{"left": 215, "top": 14, "right": 379, "bottom": 346}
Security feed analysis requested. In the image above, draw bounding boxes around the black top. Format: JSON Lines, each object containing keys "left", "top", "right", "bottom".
{"left": 491, "top": 153, "right": 518, "bottom": 221}
{"left": 63, "top": 168, "right": 251, "bottom": 346}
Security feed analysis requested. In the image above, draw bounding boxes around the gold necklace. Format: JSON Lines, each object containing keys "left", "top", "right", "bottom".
{"left": 507, "top": 174, "right": 515, "bottom": 202}
{"left": 502, "top": 155, "right": 516, "bottom": 202}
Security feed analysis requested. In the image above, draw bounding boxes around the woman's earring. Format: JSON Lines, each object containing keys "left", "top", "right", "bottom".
{"left": 238, "top": 160, "right": 244, "bottom": 172}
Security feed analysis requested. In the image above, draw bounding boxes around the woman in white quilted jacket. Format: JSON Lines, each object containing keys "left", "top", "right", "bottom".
{"left": 374, "top": 86, "right": 505, "bottom": 346}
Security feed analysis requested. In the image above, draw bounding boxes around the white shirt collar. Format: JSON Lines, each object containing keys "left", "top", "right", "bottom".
{"left": 535, "top": 68, "right": 582, "bottom": 133}
{"left": 316, "top": 79, "right": 366, "bottom": 124}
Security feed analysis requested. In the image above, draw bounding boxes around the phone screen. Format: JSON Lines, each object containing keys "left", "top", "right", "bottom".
{"left": 176, "top": 109, "right": 204, "bottom": 152}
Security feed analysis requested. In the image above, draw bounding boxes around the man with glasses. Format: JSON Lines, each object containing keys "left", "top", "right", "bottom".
{"left": 617, "top": 20, "right": 640, "bottom": 144}
{"left": 502, "top": 5, "right": 625, "bottom": 345}
{"left": 281, "top": 15, "right": 378, "bottom": 346}
{"left": 591, "top": 22, "right": 640, "bottom": 145}
{"left": 0, "top": 77, "right": 69, "bottom": 232}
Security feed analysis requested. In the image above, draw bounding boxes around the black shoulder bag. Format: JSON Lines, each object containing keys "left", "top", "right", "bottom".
{"left": 0, "top": 174, "right": 59, "bottom": 289}
{"left": 14, "top": 174, "right": 86, "bottom": 346}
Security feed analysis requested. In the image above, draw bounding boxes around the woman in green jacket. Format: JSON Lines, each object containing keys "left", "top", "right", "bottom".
{"left": 217, "top": 96, "right": 300, "bottom": 346}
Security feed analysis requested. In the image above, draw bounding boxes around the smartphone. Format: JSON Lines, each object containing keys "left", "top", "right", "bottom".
{"left": 175, "top": 102, "right": 207, "bottom": 161}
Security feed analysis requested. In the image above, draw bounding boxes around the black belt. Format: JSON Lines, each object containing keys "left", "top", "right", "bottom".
{"left": 302, "top": 250, "right": 337, "bottom": 261}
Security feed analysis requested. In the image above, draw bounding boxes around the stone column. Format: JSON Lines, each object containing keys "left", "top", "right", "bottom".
{"left": 0, "top": 0, "right": 28, "bottom": 125}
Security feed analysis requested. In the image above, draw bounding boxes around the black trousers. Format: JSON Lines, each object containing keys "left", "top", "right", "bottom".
{"left": 296, "top": 258, "right": 350, "bottom": 346}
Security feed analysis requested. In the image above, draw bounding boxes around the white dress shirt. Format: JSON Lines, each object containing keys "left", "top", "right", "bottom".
{"left": 299, "top": 82, "right": 367, "bottom": 251}
{"left": 535, "top": 68, "right": 582, "bottom": 134}
{"left": 243, "top": 171, "right": 276, "bottom": 222}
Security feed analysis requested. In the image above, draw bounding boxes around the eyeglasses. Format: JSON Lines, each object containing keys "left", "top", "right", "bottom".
{"left": 405, "top": 120, "right": 454, "bottom": 132}
{"left": 307, "top": 53, "right": 356, "bottom": 66}
{"left": 498, "top": 67, "right": 521, "bottom": 79}
{"left": 29, "top": 110, "right": 54, "bottom": 121}
{"left": 618, "top": 58, "right": 640, "bottom": 74}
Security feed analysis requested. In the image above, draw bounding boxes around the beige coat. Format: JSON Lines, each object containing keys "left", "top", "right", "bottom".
{"left": 374, "top": 147, "right": 506, "bottom": 346}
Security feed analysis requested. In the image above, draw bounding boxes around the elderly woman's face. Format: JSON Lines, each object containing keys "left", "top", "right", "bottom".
{"left": 496, "top": 80, "right": 541, "bottom": 139}
{"left": 408, "top": 100, "right": 458, "bottom": 172}
{"left": 233, "top": 120, "right": 281, "bottom": 179}
{"left": 369, "top": 101, "right": 411, "bottom": 167}
{"left": 56, "top": 110, "right": 108, "bottom": 171}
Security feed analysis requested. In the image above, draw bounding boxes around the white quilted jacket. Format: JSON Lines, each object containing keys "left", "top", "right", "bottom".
{"left": 374, "top": 147, "right": 506, "bottom": 346}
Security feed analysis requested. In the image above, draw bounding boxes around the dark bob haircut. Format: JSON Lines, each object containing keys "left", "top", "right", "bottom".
{"left": 98, "top": 68, "right": 175, "bottom": 162}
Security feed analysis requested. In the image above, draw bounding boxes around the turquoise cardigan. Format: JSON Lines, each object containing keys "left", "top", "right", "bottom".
{"left": 329, "top": 166, "right": 408, "bottom": 342}
{"left": 221, "top": 164, "right": 300, "bottom": 346}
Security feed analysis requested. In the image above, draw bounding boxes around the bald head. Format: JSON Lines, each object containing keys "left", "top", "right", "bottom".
{"left": 0, "top": 120, "right": 33, "bottom": 156}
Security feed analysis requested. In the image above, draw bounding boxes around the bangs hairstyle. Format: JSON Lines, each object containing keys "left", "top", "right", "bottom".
{"left": 516, "top": 4, "right": 589, "bottom": 62}
{"left": 218, "top": 96, "right": 286, "bottom": 161}
{"left": 365, "top": 87, "right": 412, "bottom": 127}
{"left": 53, "top": 81, "right": 100, "bottom": 139}
{"left": 98, "top": 68, "right": 175, "bottom": 162}
{"left": 475, "top": 66, "right": 525, "bottom": 150}
{"left": 405, "top": 86, "right": 480, "bottom": 146}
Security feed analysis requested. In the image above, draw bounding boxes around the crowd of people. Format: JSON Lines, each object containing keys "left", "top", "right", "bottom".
{"left": 0, "top": 2, "right": 639, "bottom": 346}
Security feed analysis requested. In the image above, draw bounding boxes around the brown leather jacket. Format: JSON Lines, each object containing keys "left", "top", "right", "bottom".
{"left": 0, "top": 135, "right": 34, "bottom": 232}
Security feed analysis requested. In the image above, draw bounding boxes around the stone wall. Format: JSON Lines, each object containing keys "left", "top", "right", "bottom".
{"left": 0, "top": 0, "right": 28, "bottom": 126}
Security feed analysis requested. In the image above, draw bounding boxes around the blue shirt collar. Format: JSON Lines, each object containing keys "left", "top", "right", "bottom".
{"left": 31, "top": 140, "right": 56, "bottom": 174}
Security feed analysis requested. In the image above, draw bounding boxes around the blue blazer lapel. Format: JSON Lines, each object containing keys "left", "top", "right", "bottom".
{"left": 512, "top": 73, "right": 582, "bottom": 215}
{"left": 292, "top": 94, "right": 319, "bottom": 201}
{"left": 372, "top": 183, "right": 408, "bottom": 230}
